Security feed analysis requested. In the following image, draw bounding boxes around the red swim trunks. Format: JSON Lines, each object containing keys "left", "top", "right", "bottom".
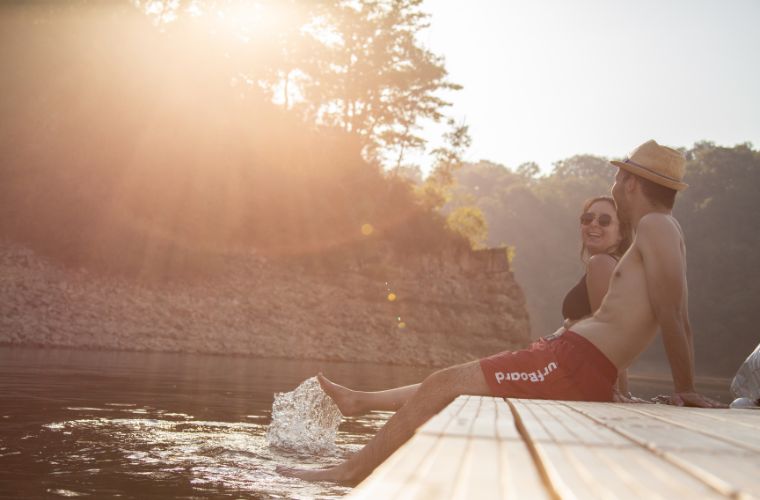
{"left": 479, "top": 330, "right": 617, "bottom": 402}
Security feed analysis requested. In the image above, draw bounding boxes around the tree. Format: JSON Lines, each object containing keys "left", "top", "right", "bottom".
{"left": 295, "top": 0, "right": 461, "bottom": 165}
{"left": 516, "top": 161, "right": 540, "bottom": 180}
{"left": 446, "top": 206, "right": 488, "bottom": 249}
{"left": 133, "top": 0, "right": 463, "bottom": 168}
{"left": 674, "top": 142, "right": 760, "bottom": 375}
{"left": 416, "top": 119, "right": 472, "bottom": 212}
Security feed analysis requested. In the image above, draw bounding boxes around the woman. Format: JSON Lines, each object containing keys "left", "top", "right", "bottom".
{"left": 537, "top": 195, "right": 630, "bottom": 338}
{"left": 318, "top": 196, "right": 634, "bottom": 415}
{"left": 561, "top": 196, "right": 634, "bottom": 400}
{"left": 563, "top": 195, "right": 629, "bottom": 328}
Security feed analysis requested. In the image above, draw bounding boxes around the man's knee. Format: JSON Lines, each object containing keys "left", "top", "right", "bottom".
{"left": 424, "top": 365, "right": 457, "bottom": 386}
{"left": 418, "top": 368, "right": 460, "bottom": 402}
{"left": 421, "top": 361, "right": 485, "bottom": 397}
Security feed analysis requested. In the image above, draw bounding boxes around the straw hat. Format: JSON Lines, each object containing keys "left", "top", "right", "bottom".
{"left": 610, "top": 140, "right": 688, "bottom": 191}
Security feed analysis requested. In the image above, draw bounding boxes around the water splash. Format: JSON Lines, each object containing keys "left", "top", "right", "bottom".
{"left": 731, "top": 342, "right": 760, "bottom": 400}
{"left": 266, "top": 377, "right": 342, "bottom": 454}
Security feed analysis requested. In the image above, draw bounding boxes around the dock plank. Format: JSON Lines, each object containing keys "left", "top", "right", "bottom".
{"left": 350, "top": 395, "right": 549, "bottom": 499}
{"left": 510, "top": 399, "right": 726, "bottom": 499}
{"left": 350, "top": 397, "right": 758, "bottom": 499}
{"left": 416, "top": 396, "right": 469, "bottom": 435}
{"left": 349, "top": 404, "right": 460, "bottom": 499}
{"left": 560, "top": 401, "right": 760, "bottom": 498}
{"left": 348, "top": 434, "right": 440, "bottom": 499}
{"left": 616, "top": 404, "right": 760, "bottom": 452}
{"left": 450, "top": 437, "right": 503, "bottom": 500}
{"left": 685, "top": 408, "right": 760, "bottom": 428}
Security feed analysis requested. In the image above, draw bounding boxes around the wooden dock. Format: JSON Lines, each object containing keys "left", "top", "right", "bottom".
{"left": 348, "top": 396, "right": 760, "bottom": 499}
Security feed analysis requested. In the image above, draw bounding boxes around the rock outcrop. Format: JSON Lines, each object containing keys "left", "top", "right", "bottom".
{"left": 0, "top": 240, "right": 531, "bottom": 367}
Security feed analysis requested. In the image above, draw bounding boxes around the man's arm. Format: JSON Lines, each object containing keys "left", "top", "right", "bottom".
{"left": 680, "top": 283, "right": 696, "bottom": 388}
{"left": 636, "top": 215, "right": 723, "bottom": 407}
{"left": 668, "top": 284, "right": 721, "bottom": 406}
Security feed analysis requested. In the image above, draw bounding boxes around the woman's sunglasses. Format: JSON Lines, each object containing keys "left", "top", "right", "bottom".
{"left": 580, "top": 212, "right": 613, "bottom": 227}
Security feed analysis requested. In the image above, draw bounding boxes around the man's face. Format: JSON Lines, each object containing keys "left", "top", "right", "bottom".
{"left": 611, "top": 169, "right": 630, "bottom": 222}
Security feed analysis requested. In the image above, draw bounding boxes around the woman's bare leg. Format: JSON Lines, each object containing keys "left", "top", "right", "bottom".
{"left": 317, "top": 373, "right": 419, "bottom": 416}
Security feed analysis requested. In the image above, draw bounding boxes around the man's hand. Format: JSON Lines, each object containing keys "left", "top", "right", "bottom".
{"left": 671, "top": 391, "right": 727, "bottom": 408}
{"left": 612, "top": 388, "right": 651, "bottom": 404}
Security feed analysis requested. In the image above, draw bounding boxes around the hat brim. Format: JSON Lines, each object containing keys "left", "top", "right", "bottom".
{"left": 610, "top": 160, "right": 689, "bottom": 191}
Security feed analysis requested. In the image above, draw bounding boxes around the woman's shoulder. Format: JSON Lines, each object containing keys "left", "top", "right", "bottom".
{"left": 586, "top": 253, "right": 618, "bottom": 274}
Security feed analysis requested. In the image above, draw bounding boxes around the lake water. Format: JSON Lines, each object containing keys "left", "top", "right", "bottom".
{"left": 0, "top": 347, "right": 733, "bottom": 499}
{"left": 0, "top": 347, "right": 431, "bottom": 499}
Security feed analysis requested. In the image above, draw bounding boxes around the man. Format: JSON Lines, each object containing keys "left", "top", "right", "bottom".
{"left": 278, "top": 140, "right": 725, "bottom": 484}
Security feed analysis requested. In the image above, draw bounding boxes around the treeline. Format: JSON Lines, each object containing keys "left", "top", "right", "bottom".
{"left": 0, "top": 1, "right": 470, "bottom": 279}
{"left": 453, "top": 143, "right": 760, "bottom": 377}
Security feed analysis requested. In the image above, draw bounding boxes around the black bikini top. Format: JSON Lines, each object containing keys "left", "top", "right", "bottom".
{"left": 561, "top": 256, "right": 619, "bottom": 320}
{"left": 561, "top": 274, "right": 591, "bottom": 321}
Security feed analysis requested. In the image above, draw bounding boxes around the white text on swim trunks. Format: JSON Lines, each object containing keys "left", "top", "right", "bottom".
{"left": 494, "top": 361, "right": 558, "bottom": 384}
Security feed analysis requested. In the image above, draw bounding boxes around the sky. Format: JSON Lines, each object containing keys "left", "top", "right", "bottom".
{"left": 416, "top": 0, "right": 760, "bottom": 175}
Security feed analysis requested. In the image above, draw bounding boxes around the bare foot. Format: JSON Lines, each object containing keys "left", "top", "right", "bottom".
{"left": 317, "top": 373, "right": 364, "bottom": 416}
{"left": 276, "top": 464, "right": 355, "bottom": 484}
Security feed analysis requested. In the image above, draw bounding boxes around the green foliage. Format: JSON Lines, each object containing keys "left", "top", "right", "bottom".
{"left": 302, "top": 0, "right": 461, "bottom": 166}
{"left": 428, "top": 120, "right": 472, "bottom": 186}
{"left": 446, "top": 206, "right": 488, "bottom": 249}
{"left": 455, "top": 145, "right": 760, "bottom": 377}
{"left": 672, "top": 142, "right": 760, "bottom": 375}
{"left": 390, "top": 164, "right": 423, "bottom": 185}
{"left": 419, "top": 119, "right": 472, "bottom": 212}
{"left": 505, "top": 245, "right": 516, "bottom": 265}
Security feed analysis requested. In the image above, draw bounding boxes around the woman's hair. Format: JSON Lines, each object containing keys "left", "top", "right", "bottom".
{"left": 579, "top": 196, "right": 632, "bottom": 262}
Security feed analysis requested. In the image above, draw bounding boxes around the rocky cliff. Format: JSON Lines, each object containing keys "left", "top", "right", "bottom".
{"left": 0, "top": 240, "right": 531, "bottom": 367}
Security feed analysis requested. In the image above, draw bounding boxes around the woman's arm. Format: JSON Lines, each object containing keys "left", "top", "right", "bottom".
{"left": 585, "top": 253, "right": 617, "bottom": 312}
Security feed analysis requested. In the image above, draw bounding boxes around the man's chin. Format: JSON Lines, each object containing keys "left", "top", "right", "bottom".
{"left": 615, "top": 200, "right": 631, "bottom": 224}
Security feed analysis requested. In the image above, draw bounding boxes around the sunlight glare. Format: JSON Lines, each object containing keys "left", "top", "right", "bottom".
{"left": 215, "top": 2, "right": 289, "bottom": 40}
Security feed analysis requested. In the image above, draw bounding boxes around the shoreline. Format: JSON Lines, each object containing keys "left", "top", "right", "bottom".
{"left": 0, "top": 239, "right": 532, "bottom": 368}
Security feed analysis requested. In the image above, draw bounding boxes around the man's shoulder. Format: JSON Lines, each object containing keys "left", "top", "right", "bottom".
{"left": 636, "top": 213, "right": 684, "bottom": 255}
{"left": 637, "top": 213, "right": 681, "bottom": 238}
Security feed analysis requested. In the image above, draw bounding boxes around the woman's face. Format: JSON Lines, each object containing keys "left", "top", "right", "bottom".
{"left": 581, "top": 200, "right": 622, "bottom": 256}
